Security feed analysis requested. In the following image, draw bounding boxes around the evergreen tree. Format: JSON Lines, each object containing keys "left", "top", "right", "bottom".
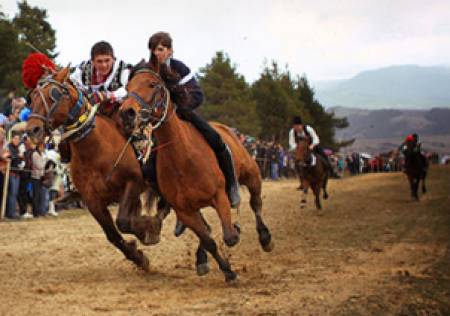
{"left": 252, "top": 61, "right": 310, "bottom": 142}
{"left": 296, "top": 76, "right": 353, "bottom": 150}
{"left": 198, "top": 51, "right": 260, "bottom": 135}
{"left": 0, "top": 11, "right": 21, "bottom": 94}
{"left": 13, "top": 0, "right": 57, "bottom": 58}
{"left": 0, "top": 1, "right": 57, "bottom": 95}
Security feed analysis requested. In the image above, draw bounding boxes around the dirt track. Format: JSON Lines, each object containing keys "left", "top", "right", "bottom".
{"left": 1, "top": 166, "right": 449, "bottom": 315}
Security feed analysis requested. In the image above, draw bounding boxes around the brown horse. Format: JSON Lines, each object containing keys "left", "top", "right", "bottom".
{"left": 25, "top": 67, "right": 160, "bottom": 271}
{"left": 403, "top": 141, "right": 428, "bottom": 200}
{"left": 295, "top": 137, "right": 329, "bottom": 209}
{"left": 119, "top": 62, "right": 273, "bottom": 282}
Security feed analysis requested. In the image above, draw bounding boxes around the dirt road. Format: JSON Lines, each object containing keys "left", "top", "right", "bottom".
{"left": 1, "top": 166, "right": 449, "bottom": 315}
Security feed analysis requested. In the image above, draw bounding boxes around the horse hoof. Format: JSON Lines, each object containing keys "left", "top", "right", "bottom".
{"left": 323, "top": 193, "right": 329, "bottom": 200}
{"left": 301, "top": 199, "right": 307, "bottom": 204}
{"left": 174, "top": 221, "right": 186, "bottom": 237}
{"left": 138, "top": 251, "right": 150, "bottom": 272}
{"left": 225, "top": 271, "right": 238, "bottom": 283}
{"left": 233, "top": 222, "right": 241, "bottom": 234}
{"left": 196, "top": 263, "right": 210, "bottom": 276}
{"left": 300, "top": 204, "right": 305, "bottom": 209}
{"left": 262, "top": 240, "right": 274, "bottom": 252}
{"left": 224, "top": 234, "right": 240, "bottom": 247}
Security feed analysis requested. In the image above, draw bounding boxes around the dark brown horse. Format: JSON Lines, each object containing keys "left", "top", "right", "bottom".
{"left": 119, "top": 62, "right": 273, "bottom": 282}
{"left": 25, "top": 67, "right": 160, "bottom": 271}
{"left": 403, "top": 141, "right": 428, "bottom": 200}
{"left": 295, "top": 137, "right": 329, "bottom": 209}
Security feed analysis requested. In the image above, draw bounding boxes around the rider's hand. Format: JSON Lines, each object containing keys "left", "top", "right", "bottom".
{"left": 88, "top": 91, "right": 107, "bottom": 105}
{"left": 309, "top": 144, "right": 315, "bottom": 150}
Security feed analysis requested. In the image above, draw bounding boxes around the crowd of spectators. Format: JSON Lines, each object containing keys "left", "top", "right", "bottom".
{"left": 0, "top": 90, "right": 75, "bottom": 221}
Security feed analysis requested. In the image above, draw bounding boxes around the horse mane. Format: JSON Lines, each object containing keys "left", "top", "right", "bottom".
{"left": 128, "top": 58, "right": 180, "bottom": 87}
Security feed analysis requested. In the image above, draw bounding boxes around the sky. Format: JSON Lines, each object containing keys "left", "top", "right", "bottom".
{"left": 2, "top": 0, "right": 450, "bottom": 82}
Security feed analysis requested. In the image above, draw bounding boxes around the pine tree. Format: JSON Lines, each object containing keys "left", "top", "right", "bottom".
{"left": 0, "top": 1, "right": 57, "bottom": 96}
{"left": 252, "top": 62, "right": 310, "bottom": 142}
{"left": 198, "top": 51, "right": 260, "bottom": 135}
{"left": 296, "top": 76, "right": 353, "bottom": 150}
{"left": 13, "top": 0, "right": 57, "bottom": 58}
{"left": 0, "top": 11, "right": 22, "bottom": 94}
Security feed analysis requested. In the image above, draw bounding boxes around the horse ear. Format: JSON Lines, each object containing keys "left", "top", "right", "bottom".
{"left": 55, "top": 66, "right": 71, "bottom": 83}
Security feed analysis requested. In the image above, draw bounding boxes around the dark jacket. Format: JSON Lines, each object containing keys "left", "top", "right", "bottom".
{"left": 163, "top": 58, "right": 204, "bottom": 110}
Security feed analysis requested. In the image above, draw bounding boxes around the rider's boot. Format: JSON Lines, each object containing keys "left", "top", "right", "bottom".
{"left": 216, "top": 145, "right": 241, "bottom": 208}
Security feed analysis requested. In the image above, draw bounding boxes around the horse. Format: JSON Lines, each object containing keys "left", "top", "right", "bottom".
{"left": 403, "top": 141, "right": 428, "bottom": 200}
{"left": 295, "top": 137, "right": 329, "bottom": 209}
{"left": 119, "top": 61, "right": 273, "bottom": 282}
{"left": 25, "top": 67, "right": 162, "bottom": 271}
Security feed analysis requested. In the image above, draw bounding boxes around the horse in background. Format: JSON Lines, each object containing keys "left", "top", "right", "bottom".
{"left": 119, "top": 61, "right": 273, "bottom": 282}
{"left": 295, "top": 136, "right": 329, "bottom": 210}
{"left": 403, "top": 141, "right": 428, "bottom": 200}
{"left": 25, "top": 67, "right": 160, "bottom": 271}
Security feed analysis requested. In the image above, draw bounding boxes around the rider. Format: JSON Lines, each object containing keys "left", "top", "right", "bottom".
{"left": 58, "top": 41, "right": 132, "bottom": 163}
{"left": 400, "top": 133, "right": 425, "bottom": 169}
{"left": 71, "top": 41, "right": 132, "bottom": 116}
{"left": 400, "top": 133, "right": 421, "bottom": 153}
{"left": 288, "top": 116, "right": 338, "bottom": 177}
{"left": 147, "top": 31, "right": 240, "bottom": 208}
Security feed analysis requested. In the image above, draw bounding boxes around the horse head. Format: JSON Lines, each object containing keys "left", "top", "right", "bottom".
{"left": 295, "top": 136, "right": 313, "bottom": 167}
{"left": 120, "top": 59, "right": 170, "bottom": 135}
{"left": 26, "top": 67, "right": 85, "bottom": 144}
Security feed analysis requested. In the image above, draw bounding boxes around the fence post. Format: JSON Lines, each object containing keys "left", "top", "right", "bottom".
{"left": 0, "top": 159, "right": 11, "bottom": 220}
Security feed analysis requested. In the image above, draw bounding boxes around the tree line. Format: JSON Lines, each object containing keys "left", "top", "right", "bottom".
{"left": 1, "top": 1, "right": 352, "bottom": 150}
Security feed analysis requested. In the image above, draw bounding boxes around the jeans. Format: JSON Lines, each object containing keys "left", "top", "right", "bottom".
{"left": 42, "top": 186, "right": 49, "bottom": 215}
{"left": 32, "top": 178, "right": 46, "bottom": 216}
{"left": 270, "top": 162, "right": 279, "bottom": 180}
{"left": 6, "top": 174, "right": 20, "bottom": 218}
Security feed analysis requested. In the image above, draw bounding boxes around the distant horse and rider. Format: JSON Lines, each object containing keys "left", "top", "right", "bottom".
{"left": 294, "top": 136, "right": 329, "bottom": 210}
{"left": 289, "top": 116, "right": 331, "bottom": 209}
{"left": 399, "top": 134, "right": 428, "bottom": 200}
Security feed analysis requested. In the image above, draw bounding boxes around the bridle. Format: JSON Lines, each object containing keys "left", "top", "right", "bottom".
{"left": 296, "top": 139, "right": 316, "bottom": 168}
{"left": 127, "top": 68, "right": 171, "bottom": 130}
{"left": 30, "top": 76, "right": 98, "bottom": 142}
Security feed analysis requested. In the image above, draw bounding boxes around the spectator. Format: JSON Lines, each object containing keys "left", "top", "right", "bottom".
{"left": 0, "top": 128, "right": 10, "bottom": 211}
{"left": 5, "top": 132, "right": 23, "bottom": 219}
{"left": 31, "top": 142, "right": 46, "bottom": 217}
{"left": 18, "top": 135, "right": 35, "bottom": 219}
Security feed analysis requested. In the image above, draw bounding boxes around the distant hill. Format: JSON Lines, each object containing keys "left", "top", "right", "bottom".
{"left": 315, "top": 65, "right": 450, "bottom": 109}
{"left": 331, "top": 106, "right": 450, "bottom": 154}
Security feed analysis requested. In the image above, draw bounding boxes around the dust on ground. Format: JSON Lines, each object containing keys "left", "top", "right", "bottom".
{"left": 1, "top": 166, "right": 449, "bottom": 315}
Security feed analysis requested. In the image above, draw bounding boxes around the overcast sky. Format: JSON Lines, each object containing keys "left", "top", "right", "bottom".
{"left": 2, "top": 0, "right": 450, "bottom": 82}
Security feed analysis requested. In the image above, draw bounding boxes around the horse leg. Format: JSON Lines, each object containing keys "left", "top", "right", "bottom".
{"left": 89, "top": 202, "right": 149, "bottom": 270}
{"left": 116, "top": 181, "right": 141, "bottom": 234}
{"left": 246, "top": 177, "right": 274, "bottom": 252}
{"left": 195, "top": 214, "right": 212, "bottom": 276}
{"left": 414, "top": 177, "right": 420, "bottom": 200}
{"left": 421, "top": 173, "right": 427, "bottom": 194}
{"left": 296, "top": 163, "right": 304, "bottom": 190}
{"left": 176, "top": 210, "right": 237, "bottom": 282}
{"left": 213, "top": 190, "right": 240, "bottom": 247}
{"left": 322, "top": 175, "right": 329, "bottom": 200}
{"left": 312, "top": 184, "right": 322, "bottom": 210}
{"left": 300, "top": 180, "right": 309, "bottom": 208}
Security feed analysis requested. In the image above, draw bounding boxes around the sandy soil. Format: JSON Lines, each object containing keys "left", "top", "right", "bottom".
{"left": 1, "top": 166, "right": 449, "bottom": 316}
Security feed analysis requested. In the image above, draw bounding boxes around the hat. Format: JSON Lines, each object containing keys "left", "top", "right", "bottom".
{"left": 405, "top": 134, "right": 414, "bottom": 142}
{"left": 292, "top": 116, "right": 303, "bottom": 125}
